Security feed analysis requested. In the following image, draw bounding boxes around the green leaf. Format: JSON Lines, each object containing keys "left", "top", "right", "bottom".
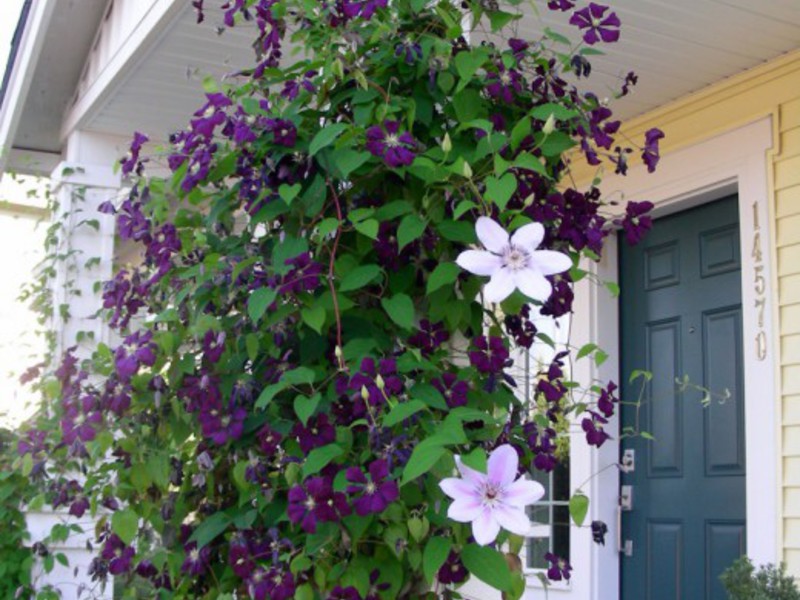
{"left": 190, "top": 512, "right": 233, "bottom": 548}
{"left": 255, "top": 382, "right": 286, "bottom": 409}
{"left": 340, "top": 265, "right": 382, "bottom": 292}
{"left": 397, "top": 214, "right": 427, "bottom": 250}
{"left": 452, "top": 89, "right": 483, "bottom": 123}
{"left": 111, "top": 509, "right": 139, "bottom": 546}
{"left": 510, "top": 117, "right": 531, "bottom": 151}
{"left": 513, "top": 152, "right": 548, "bottom": 176}
{"left": 309, "top": 123, "right": 348, "bottom": 156}
{"left": 282, "top": 366, "right": 316, "bottom": 386}
{"left": 423, "top": 537, "right": 453, "bottom": 583}
{"left": 461, "top": 544, "right": 513, "bottom": 592}
{"left": 294, "top": 393, "right": 322, "bottom": 427}
{"left": 544, "top": 27, "right": 571, "bottom": 45}
{"left": 484, "top": 173, "right": 517, "bottom": 210}
{"left": 333, "top": 149, "right": 371, "bottom": 178}
{"left": 247, "top": 287, "right": 277, "bottom": 324}
{"left": 301, "top": 304, "right": 326, "bottom": 334}
{"left": 426, "top": 262, "right": 460, "bottom": 295}
{"left": 454, "top": 49, "right": 487, "bottom": 91}
{"left": 569, "top": 493, "right": 589, "bottom": 527}
{"left": 488, "top": 9, "right": 520, "bottom": 31}
{"left": 460, "top": 447, "right": 487, "bottom": 474}
{"left": 401, "top": 442, "right": 447, "bottom": 486}
{"left": 354, "top": 219, "right": 379, "bottom": 240}
{"left": 383, "top": 400, "right": 427, "bottom": 427}
{"left": 381, "top": 293, "right": 415, "bottom": 330}
{"left": 410, "top": 383, "right": 449, "bottom": 411}
{"left": 303, "top": 444, "right": 344, "bottom": 477}
{"left": 437, "top": 220, "right": 477, "bottom": 244}
{"left": 278, "top": 183, "right": 302, "bottom": 205}
{"left": 540, "top": 131, "right": 576, "bottom": 157}
{"left": 576, "top": 343, "right": 598, "bottom": 361}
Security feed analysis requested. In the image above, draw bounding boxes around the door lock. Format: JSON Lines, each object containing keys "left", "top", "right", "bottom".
{"left": 620, "top": 485, "right": 633, "bottom": 511}
{"left": 621, "top": 449, "right": 635, "bottom": 473}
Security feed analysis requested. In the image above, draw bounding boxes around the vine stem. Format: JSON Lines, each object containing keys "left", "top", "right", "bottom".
{"left": 327, "top": 180, "right": 347, "bottom": 372}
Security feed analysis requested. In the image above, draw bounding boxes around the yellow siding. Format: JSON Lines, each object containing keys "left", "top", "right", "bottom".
{"left": 571, "top": 49, "right": 800, "bottom": 574}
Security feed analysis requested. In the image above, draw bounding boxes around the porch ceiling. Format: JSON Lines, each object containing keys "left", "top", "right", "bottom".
{"left": 32, "top": 0, "right": 800, "bottom": 147}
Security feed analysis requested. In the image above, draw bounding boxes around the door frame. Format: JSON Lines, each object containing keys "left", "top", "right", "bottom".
{"left": 569, "top": 117, "right": 779, "bottom": 600}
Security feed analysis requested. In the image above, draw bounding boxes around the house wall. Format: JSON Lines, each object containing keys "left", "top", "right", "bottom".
{"left": 573, "top": 48, "right": 800, "bottom": 574}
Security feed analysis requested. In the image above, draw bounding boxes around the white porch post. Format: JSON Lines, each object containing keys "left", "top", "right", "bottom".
{"left": 26, "top": 131, "right": 122, "bottom": 600}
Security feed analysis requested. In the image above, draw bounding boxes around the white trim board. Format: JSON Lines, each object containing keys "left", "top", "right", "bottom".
{"left": 570, "top": 116, "right": 778, "bottom": 600}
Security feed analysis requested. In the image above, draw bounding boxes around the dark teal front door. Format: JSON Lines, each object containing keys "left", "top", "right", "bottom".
{"left": 620, "top": 196, "right": 746, "bottom": 600}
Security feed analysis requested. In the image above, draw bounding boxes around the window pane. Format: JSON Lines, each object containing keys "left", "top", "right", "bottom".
{"left": 553, "top": 505, "right": 571, "bottom": 560}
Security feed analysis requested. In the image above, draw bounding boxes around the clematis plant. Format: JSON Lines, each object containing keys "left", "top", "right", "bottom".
{"left": 440, "top": 445, "right": 545, "bottom": 546}
{"left": 10, "top": 0, "right": 663, "bottom": 598}
{"left": 456, "top": 217, "right": 573, "bottom": 303}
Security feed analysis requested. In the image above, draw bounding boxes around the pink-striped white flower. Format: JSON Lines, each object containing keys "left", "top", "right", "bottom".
{"left": 439, "top": 444, "right": 545, "bottom": 546}
{"left": 456, "top": 217, "right": 572, "bottom": 303}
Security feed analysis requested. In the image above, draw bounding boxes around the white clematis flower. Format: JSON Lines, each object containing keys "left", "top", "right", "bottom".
{"left": 439, "top": 444, "right": 545, "bottom": 546}
{"left": 456, "top": 217, "right": 573, "bottom": 303}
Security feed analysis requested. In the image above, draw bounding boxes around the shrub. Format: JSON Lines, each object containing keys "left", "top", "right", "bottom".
{"left": 721, "top": 557, "right": 800, "bottom": 600}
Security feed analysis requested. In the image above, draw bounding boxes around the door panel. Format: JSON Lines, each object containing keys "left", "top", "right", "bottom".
{"left": 620, "top": 196, "right": 746, "bottom": 600}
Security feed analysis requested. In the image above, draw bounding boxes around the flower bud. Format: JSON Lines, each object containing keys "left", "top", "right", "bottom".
{"left": 376, "top": 374, "right": 385, "bottom": 391}
{"left": 462, "top": 161, "right": 473, "bottom": 179}
{"left": 361, "top": 385, "right": 370, "bottom": 402}
{"left": 441, "top": 132, "right": 452, "bottom": 153}
{"left": 542, "top": 113, "right": 556, "bottom": 135}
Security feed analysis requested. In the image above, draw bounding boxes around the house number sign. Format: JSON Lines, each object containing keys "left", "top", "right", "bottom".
{"left": 752, "top": 201, "right": 767, "bottom": 361}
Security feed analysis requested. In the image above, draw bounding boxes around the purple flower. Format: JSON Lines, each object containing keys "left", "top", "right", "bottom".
{"left": 248, "top": 567, "right": 272, "bottom": 600}
{"left": 264, "top": 565, "right": 296, "bottom": 600}
{"left": 439, "top": 445, "right": 545, "bottom": 545}
{"left": 569, "top": 3, "right": 621, "bottom": 45}
{"left": 545, "top": 552, "right": 572, "bottom": 581}
{"left": 61, "top": 395, "right": 103, "bottom": 444}
{"left": 341, "top": 0, "right": 387, "bottom": 20}
{"left": 621, "top": 71, "right": 638, "bottom": 96}
{"left": 279, "top": 252, "right": 323, "bottom": 295}
{"left": 365, "top": 121, "right": 417, "bottom": 168}
{"left": 17, "top": 429, "right": 48, "bottom": 458}
{"left": 266, "top": 119, "right": 297, "bottom": 147}
{"left": 114, "top": 330, "right": 157, "bottom": 381}
{"left": 486, "top": 66, "right": 524, "bottom": 104}
{"left": 120, "top": 132, "right": 149, "bottom": 176}
{"left": 642, "top": 127, "right": 664, "bottom": 173}
{"left": 293, "top": 413, "right": 336, "bottom": 454}
{"left": 432, "top": 373, "right": 469, "bottom": 408}
{"left": 591, "top": 520, "right": 608, "bottom": 545}
{"left": 346, "top": 459, "right": 399, "bottom": 516}
{"left": 101, "top": 534, "right": 135, "bottom": 575}
{"left": 618, "top": 201, "right": 654, "bottom": 246}
{"left": 468, "top": 335, "right": 509, "bottom": 375}
{"left": 597, "top": 381, "right": 618, "bottom": 418}
{"left": 258, "top": 425, "right": 283, "bottom": 456}
{"left": 329, "top": 586, "right": 362, "bottom": 600}
{"left": 102, "top": 379, "right": 132, "bottom": 415}
{"left": 287, "top": 476, "right": 351, "bottom": 533}
{"left": 281, "top": 71, "right": 317, "bottom": 100}
{"left": 437, "top": 551, "right": 468, "bottom": 584}
{"left": 547, "top": 0, "right": 574, "bottom": 10}
{"left": 365, "top": 569, "right": 390, "bottom": 600}
{"left": 199, "top": 400, "right": 247, "bottom": 445}
{"left": 181, "top": 542, "right": 211, "bottom": 576}
{"left": 504, "top": 304, "right": 538, "bottom": 348}
{"left": 407, "top": 319, "right": 449, "bottom": 357}
{"left": 582, "top": 411, "right": 611, "bottom": 447}
{"left": 508, "top": 38, "right": 529, "bottom": 62}
{"left": 202, "top": 330, "right": 226, "bottom": 364}
{"left": 116, "top": 197, "right": 151, "bottom": 242}
{"left": 395, "top": 39, "right": 422, "bottom": 64}
{"left": 69, "top": 494, "right": 90, "bottom": 518}
{"left": 524, "top": 422, "right": 558, "bottom": 472}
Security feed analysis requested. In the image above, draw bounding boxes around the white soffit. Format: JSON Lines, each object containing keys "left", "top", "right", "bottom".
{"left": 87, "top": 0, "right": 800, "bottom": 139}
{"left": 507, "top": 0, "right": 800, "bottom": 120}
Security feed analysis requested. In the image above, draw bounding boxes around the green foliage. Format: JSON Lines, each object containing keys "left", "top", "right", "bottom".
{"left": 720, "top": 557, "right": 800, "bottom": 600}
{"left": 0, "top": 429, "right": 33, "bottom": 599}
